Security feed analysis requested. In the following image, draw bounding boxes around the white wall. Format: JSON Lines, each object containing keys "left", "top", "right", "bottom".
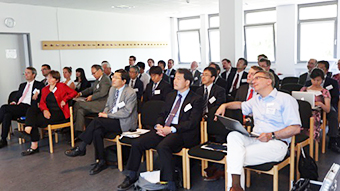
{"left": 0, "top": 3, "right": 171, "bottom": 81}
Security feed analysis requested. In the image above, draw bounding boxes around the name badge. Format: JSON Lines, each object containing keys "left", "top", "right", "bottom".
{"left": 170, "top": 75, "right": 175, "bottom": 78}
{"left": 314, "top": 91, "right": 322, "bottom": 96}
{"left": 209, "top": 96, "right": 216, "bottom": 104}
{"left": 96, "top": 84, "right": 100, "bottom": 89}
{"left": 154, "top": 90, "right": 161, "bottom": 95}
{"left": 184, "top": 103, "right": 192, "bottom": 112}
{"left": 326, "top": 85, "right": 333, "bottom": 90}
{"left": 267, "top": 103, "right": 274, "bottom": 107}
{"left": 241, "top": 79, "right": 247, "bottom": 83}
{"left": 33, "top": 88, "right": 39, "bottom": 94}
{"left": 117, "top": 101, "right": 125, "bottom": 109}
{"left": 134, "top": 88, "right": 138, "bottom": 92}
{"left": 266, "top": 107, "right": 276, "bottom": 114}
{"left": 52, "top": 87, "right": 57, "bottom": 93}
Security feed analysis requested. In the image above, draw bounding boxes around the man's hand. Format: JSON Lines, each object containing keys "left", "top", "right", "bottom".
{"left": 214, "top": 104, "right": 226, "bottom": 121}
{"left": 257, "top": 133, "right": 272, "bottom": 142}
{"left": 98, "top": 112, "right": 108, "bottom": 118}
{"left": 155, "top": 124, "right": 165, "bottom": 137}
{"left": 60, "top": 100, "right": 66, "bottom": 108}
{"left": 43, "top": 110, "right": 51, "bottom": 119}
{"left": 86, "top": 95, "right": 93, "bottom": 101}
{"left": 75, "top": 93, "right": 81, "bottom": 98}
{"left": 32, "top": 92, "right": 39, "bottom": 100}
{"left": 162, "top": 126, "right": 172, "bottom": 136}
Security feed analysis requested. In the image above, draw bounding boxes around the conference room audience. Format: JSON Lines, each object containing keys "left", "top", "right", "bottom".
{"left": 128, "top": 66, "right": 144, "bottom": 100}
{"left": 136, "top": 62, "right": 151, "bottom": 91}
{"left": 62, "top": 66, "right": 76, "bottom": 90}
{"left": 221, "top": 58, "right": 236, "bottom": 81}
{"left": 298, "top": 58, "right": 317, "bottom": 85}
{"left": 165, "top": 59, "right": 176, "bottom": 87}
{"left": 73, "top": 65, "right": 111, "bottom": 134}
{"left": 227, "top": 58, "right": 248, "bottom": 98}
{"left": 65, "top": 69, "right": 137, "bottom": 175}
{"left": 40, "top": 64, "right": 51, "bottom": 86}
{"left": 101, "top": 61, "right": 114, "bottom": 80}
{"left": 16, "top": 70, "right": 77, "bottom": 156}
{"left": 216, "top": 70, "right": 301, "bottom": 191}
{"left": 158, "top": 60, "right": 170, "bottom": 84}
{"left": 190, "top": 61, "right": 201, "bottom": 86}
{"left": 300, "top": 68, "right": 331, "bottom": 142}
{"left": 146, "top": 58, "right": 155, "bottom": 75}
{"left": 125, "top": 55, "right": 136, "bottom": 72}
{"left": 258, "top": 58, "right": 280, "bottom": 89}
{"left": 143, "top": 66, "right": 172, "bottom": 103}
{"left": 74, "top": 68, "right": 91, "bottom": 92}
{"left": 0, "top": 67, "right": 43, "bottom": 148}
{"left": 118, "top": 69, "right": 203, "bottom": 191}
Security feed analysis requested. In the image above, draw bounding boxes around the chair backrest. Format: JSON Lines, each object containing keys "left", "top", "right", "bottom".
{"left": 141, "top": 100, "right": 165, "bottom": 128}
{"left": 282, "top": 77, "right": 299, "bottom": 86}
{"left": 297, "top": 100, "right": 312, "bottom": 130}
{"left": 8, "top": 90, "right": 18, "bottom": 104}
{"left": 280, "top": 83, "right": 303, "bottom": 94}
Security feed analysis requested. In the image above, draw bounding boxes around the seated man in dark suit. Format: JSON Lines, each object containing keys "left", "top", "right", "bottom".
{"left": 143, "top": 66, "right": 172, "bottom": 103}
{"left": 65, "top": 69, "right": 138, "bottom": 175}
{"left": 165, "top": 59, "right": 176, "bottom": 87}
{"left": 118, "top": 69, "right": 203, "bottom": 191}
{"left": 101, "top": 61, "right": 114, "bottom": 80}
{"left": 190, "top": 61, "right": 201, "bottom": 86}
{"left": 221, "top": 58, "right": 236, "bottom": 81}
{"left": 73, "top": 65, "right": 112, "bottom": 133}
{"left": 258, "top": 58, "right": 280, "bottom": 89}
{"left": 128, "top": 66, "right": 144, "bottom": 101}
{"left": 125, "top": 55, "right": 136, "bottom": 72}
{"left": 0, "top": 67, "right": 43, "bottom": 148}
{"left": 196, "top": 67, "right": 226, "bottom": 115}
{"left": 298, "top": 58, "right": 317, "bottom": 85}
{"left": 227, "top": 58, "right": 248, "bottom": 98}
{"left": 209, "top": 62, "right": 228, "bottom": 94}
{"left": 40, "top": 64, "right": 51, "bottom": 86}
{"left": 305, "top": 60, "right": 340, "bottom": 152}
{"left": 158, "top": 60, "right": 170, "bottom": 84}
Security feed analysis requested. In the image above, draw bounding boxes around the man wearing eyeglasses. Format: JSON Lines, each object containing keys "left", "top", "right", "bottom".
{"left": 40, "top": 64, "right": 51, "bottom": 86}
{"left": 215, "top": 71, "right": 301, "bottom": 191}
{"left": 73, "top": 64, "right": 111, "bottom": 134}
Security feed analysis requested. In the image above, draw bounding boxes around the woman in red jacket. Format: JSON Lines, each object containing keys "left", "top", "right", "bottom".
{"left": 16, "top": 70, "right": 77, "bottom": 156}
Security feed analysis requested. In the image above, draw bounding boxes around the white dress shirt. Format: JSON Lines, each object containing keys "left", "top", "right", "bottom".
{"left": 20, "top": 81, "right": 34, "bottom": 105}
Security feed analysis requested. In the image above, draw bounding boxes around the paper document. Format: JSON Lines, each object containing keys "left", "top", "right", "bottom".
{"left": 120, "top": 129, "right": 150, "bottom": 139}
{"left": 140, "top": 170, "right": 160, "bottom": 184}
{"left": 73, "top": 97, "right": 86, "bottom": 102}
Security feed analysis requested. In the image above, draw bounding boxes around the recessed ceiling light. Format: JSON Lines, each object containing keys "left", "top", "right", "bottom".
{"left": 112, "top": 5, "right": 135, "bottom": 9}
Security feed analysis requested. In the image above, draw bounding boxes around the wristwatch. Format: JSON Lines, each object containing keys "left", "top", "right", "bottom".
{"left": 271, "top": 132, "right": 276, "bottom": 139}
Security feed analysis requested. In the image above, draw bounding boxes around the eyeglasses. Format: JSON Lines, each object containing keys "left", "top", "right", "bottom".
{"left": 92, "top": 70, "right": 98, "bottom": 75}
{"left": 252, "top": 76, "right": 270, "bottom": 81}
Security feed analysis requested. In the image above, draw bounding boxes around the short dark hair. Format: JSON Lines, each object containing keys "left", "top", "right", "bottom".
{"left": 91, "top": 64, "right": 103, "bottom": 71}
{"left": 204, "top": 67, "right": 217, "bottom": 78}
{"left": 255, "top": 70, "right": 275, "bottom": 87}
{"left": 63, "top": 66, "right": 72, "bottom": 73}
{"left": 136, "top": 62, "right": 145, "bottom": 69}
{"left": 221, "top": 58, "right": 231, "bottom": 63}
{"left": 310, "top": 68, "right": 325, "bottom": 80}
{"left": 26, "top": 67, "right": 37, "bottom": 77}
{"left": 48, "top": 70, "right": 61, "bottom": 82}
{"left": 209, "top": 62, "right": 221, "bottom": 72}
{"left": 158, "top": 60, "right": 166, "bottom": 68}
{"left": 147, "top": 58, "right": 154, "bottom": 63}
{"left": 168, "top": 59, "right": 174, "bottom": 64}
{"left": 317, "top": 60, "right": 330, "bottom": 70}
{"left": 238, "top": 58, "right": 248, "bottom": 66}
{"left": 258, "top": 54, "right": 268, "bottom": 59}
{"left": 42, "top": 64, "right": 51, "bottom": 70}
{"left": 259, "top": 58, "right": 271, "bottom": 67}
{"left": 130, "top": 55, "right": 136, "bottom": 61}
{"left": 115, "top": 69, "right": 130, "bottom": 83}
{"left": 176, "top": 68, "right": 193, "bottom": 84}
{"left": 149, "top": 66, "right": 163, "bottom": 75}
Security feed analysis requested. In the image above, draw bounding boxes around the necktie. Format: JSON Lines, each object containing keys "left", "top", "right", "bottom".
{"left": 164, "top": 94, "right": 182, "bottom": 127}
{"left": 167, "top": 69, "right": 171, "bottom": 76}
{"left": 247, "top": 89, "right": 254, "bottom": 101}
{"left": 232, "top": 74, "right": 239, "bottom": 91}
{"left": 152, "top": 82, "right": 158, "bottom": 95}
{"left": 109, "top": 90, "right": 119, "bottom": 113}
{"left": 203, "top": 87, "right": 208, "bottom": 114}
{"left": 130, "top": 80, "right": 134, "bottom": 88}
{"left": 18, "top": 83, "right": 31, "bottom": 105}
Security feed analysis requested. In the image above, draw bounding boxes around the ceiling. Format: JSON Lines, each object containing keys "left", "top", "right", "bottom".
{"left": 0, "top": 0, "right": 333, "bottom": 17}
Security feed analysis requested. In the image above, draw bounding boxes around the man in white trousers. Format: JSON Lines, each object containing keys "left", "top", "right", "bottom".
{"left": 215, "top": 70, "right": 301, "bottom": 191}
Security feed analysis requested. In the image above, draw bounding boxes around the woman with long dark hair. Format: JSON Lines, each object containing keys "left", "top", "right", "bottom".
{"left": 74, "top": 68, "right": 91, "bottom": 92}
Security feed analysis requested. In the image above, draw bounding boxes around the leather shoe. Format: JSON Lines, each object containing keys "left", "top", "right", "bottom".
{"left": 204, "top": 166, "right": 218, "bottom": 177}
{"left": 13, "top": 130, "right": 31, "bottom": 142}
{"left": 64, "top": 147, "right": 86, "bottom": 157}
{"left": 117, "top": 176, "right": 138, "bottom": 190}
{"left": 0, "top": 140, "right": 7, "bottom": 149}
{"left": 90, "top": 160, "right": 108, "bottom": 175}
{"left": 329, "top": 142, "right": 340, "bottom": 153}
{"left": 204, "top": 169, "right": 225, "bottom": 181}
{"left": 21, "top": 148, "right": 39, "bottom": 156}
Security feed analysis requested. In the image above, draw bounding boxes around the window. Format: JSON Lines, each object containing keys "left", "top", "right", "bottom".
{"left": 244, "top": 8, "right": 276, "bottom": 63}
{"left": 298, "top": 2, "right": 337, "bottom": 62}
{"left": 177, "top": 17, "right": 201, "bottom": 64}
{"left": 208, "top": 14, "right": 220, "bottom": 63}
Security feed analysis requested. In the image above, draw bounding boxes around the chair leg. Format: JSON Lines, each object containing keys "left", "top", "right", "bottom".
{"left": 181, "top": 150, "right": 187, "bottom": 189}
{"left": 145, "top": 150, "right": 150, "bottom": 171}
{"left": 273, "top": 166, "right": 279, "bottom": 191}
{"left": 296, "top": 145, "right": 301, "bottom": 180}
{"left": 117, "top": 140, "right": 123, "bottom": 172}
{"left": 48, "top": 125, "right": 53, "bottom": 153}
{"left": 224, "top": 161, "right": 228, "bottom": 191}
{"left": 322, "top": 129, "right": 326, "bottom": 154}
{"left": 55, "top": 132, "right": 58, "bottom": 143}
{"left": 185, "top": 150, "right": 191, "bottom": 189}
{"left": 17, "top": 123, "right": 22, "bottom": 144}
{"left": 70, "top": 127, "right": 74, "bottom": 148}
{"left": 201, "top": 160, "right": 208, "bottom": 177}
{"left": 148, "top": 150, "right": 154, "bottom": 171}
{"left": 289, "top": 158, "right": 294, "bottom": 190}
{"left": 246, "top": 169, "right": 251, "bottom": 188}
{"left": 315, "top": 142, "right": 319, "bottom": 162}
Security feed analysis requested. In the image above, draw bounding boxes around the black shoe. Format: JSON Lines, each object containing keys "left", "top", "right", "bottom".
{"left": 64, "top": 147, "right": 86, "bottom": 157}
{"left": 0, "top": 140, "right": 7, "bottom": 149}
{"left": 13, "top": 130, "right": 31, "bottom": 142}
{"left": 89, "top": 160, "right": 108, "bottom": 175}
{"left": 329, "top": 142, "right": 340, "bottom": 153}
{"left": 117, "top": 176, "right": 138, "bottom": 190}
{"left": 21, "top": 148, "right": 39, "bottom": 156}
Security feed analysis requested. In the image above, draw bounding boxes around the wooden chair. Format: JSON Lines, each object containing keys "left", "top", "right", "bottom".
{"left": 296, "top": 100, "right": 314, "bottom": 179}
{"left": 245, "top": 136, "right": 296, "bottom": 191}
{"left": 315, "top": 111, "right": 327, "bottom": 161}
{"left": 42, "top": 107, "right": 75, "bottom": 153}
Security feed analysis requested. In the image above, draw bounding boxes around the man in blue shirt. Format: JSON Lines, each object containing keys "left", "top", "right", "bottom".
{"left": 215, "top": 71, "right": 301, "bottom": 191}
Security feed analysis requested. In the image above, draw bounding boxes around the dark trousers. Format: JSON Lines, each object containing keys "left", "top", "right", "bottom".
{"left": 78, "top": 117, "right": 122, "bottom": 160}
{"left": 126, "top": 129, "right": 184, "bottom": 181}
{"left": 327, "top": 110, "right": 339, "bottom": 138}
{"left": 0, "top": 103, "right": 30, "bottom": 140}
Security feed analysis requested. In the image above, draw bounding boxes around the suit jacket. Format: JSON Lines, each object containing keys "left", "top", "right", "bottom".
{"left": 103, "top": 85, "right": 138, "bottom": 132}
{"left": 196, "top": 84, "right": 226, "bottom": 112}
{"left": 298, "top": 72, "right": 308, "bottom": 85}
{"left": 40, "top": 83, "right": 78, "bottom": 119}
{"left": 143, "top": 80, "right": 172, "bottom": 102}
{"left": 40, "top": 78, "right": 48, "bottom": 86}
{"left": 191, "top": 70, "right": 201, "bottom": 86}
{"left": 162, "top": 74, "right": 171, "bottom": 85}
{"left": 108, "top": 72, "right": 114, "bottom": 80}
{"left": 306, "top": 77, "right": 339, "bottom": 110}
{"left": 130, "top": 78, "right": 143, "bottom": 100}
{"left": 226, "top": 70, "right": 248, "bottom": 94}
{"left": 235, "top": 83, "right": 250, "bottom": 102}
{"left": 124, "top": 65, "right": 131, "bottom": 72}
{"left": 75, "top": 79, "right": 91, "bottom": 92}
{"left": 221, "top": 67, "right": 237, "bottom": 81}
{"left": 156, "top": 90, "right": 203, "bottom": 147}
{"left": 215, "top": 77, "right": 228, "bottom": 94}
{"left": 81, "top": 74, "right": 111, "bottom": 102}
{"left": 15, "top": 80, "right": 44, "bottom": 106}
